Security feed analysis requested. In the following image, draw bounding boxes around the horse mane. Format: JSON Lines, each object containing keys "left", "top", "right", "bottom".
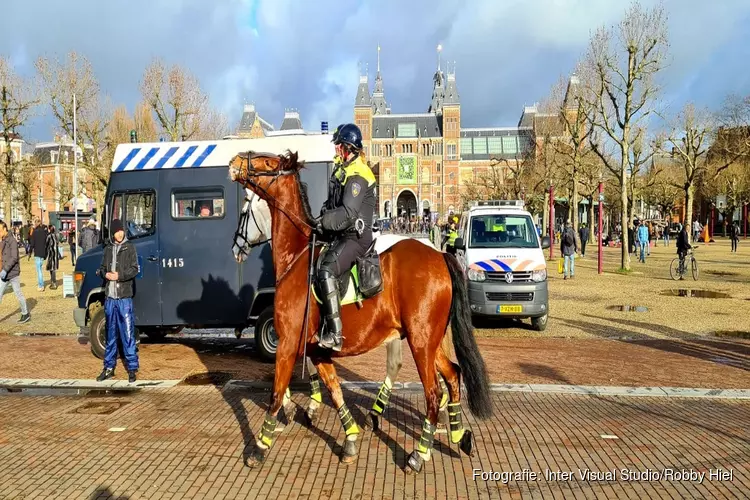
{"left": 279, "top": 150, "right": 315, "bottom": 225}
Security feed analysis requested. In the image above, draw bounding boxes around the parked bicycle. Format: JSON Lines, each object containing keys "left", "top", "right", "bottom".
{"left": 670, "top": 248, "right": 698, "bottom": 281}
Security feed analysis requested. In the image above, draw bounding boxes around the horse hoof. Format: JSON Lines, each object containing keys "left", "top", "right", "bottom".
{"left": 363, "top": 412, "right": 380, "bottom": 431}
{"left": 405, "top": 451, "right": 423, "bottom": 474}
{"left": 459, "top": 430, "right": 474, "bottom": 457}
{"left": 340, "top": 440, "right": 358, "bottom": 464}
{"left": 247, "top": 446, "right": 268, "bottom": 467}
{"left": 304, "top": 409, "right": 318, "bottom": 427}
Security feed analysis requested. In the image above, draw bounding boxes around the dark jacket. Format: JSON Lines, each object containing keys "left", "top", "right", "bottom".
{"left": 46, "top": 232, "right": 60, "bottom": 272}
{"left": 78, "top": 225, "right": 99, "bottom": 254}
{"left": 578, "top": 227, "right": 589, "bottom": 243}
{"left": 97, "top": 239, "right": 139, "bottom": 299}
{"left": 676, "top": 229, "right": 691, "bottom": 253}
{"left": 561, "top": 227, "right": 577, "bottom": 256}
{"left": 31, "top": 225, "right": 48, "bottom": 258}
{"left": 321, "top": 156, "right": 376, "bottom": 239}
{"left": 730, "top": 223, "right": 740, "bottom": 240}
{"left": 1, "top": 234, "right": 21, "bottom": 281}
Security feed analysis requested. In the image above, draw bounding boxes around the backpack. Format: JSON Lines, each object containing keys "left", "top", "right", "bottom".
{"left": 564, "top": 229, "right": 574, "bottom": 246}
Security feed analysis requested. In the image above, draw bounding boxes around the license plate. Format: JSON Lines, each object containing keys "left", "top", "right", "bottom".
{"left": 498, "top": 305, "right": 523, "bottom": 313}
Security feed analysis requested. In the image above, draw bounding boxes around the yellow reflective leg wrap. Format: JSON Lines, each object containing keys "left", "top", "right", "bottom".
{"left": 417, "top": 418, "right": 437, "bottom": 454}
{"left": 257, "top": 413, "right": 277, "bottom": 448}
{"left": 338, "top": 404, "right": 359, "bottom": 436}
{"left": 448, "top": 402, "right": 465, "bottom": 444}
{"left": 371, "top": 382, "right": 392, "bottom": 415}
{"left": 309, "top": 374, "right": 322, "bottom": 403}
{"left": 439, "top": 377, "right": 449, "bottom": 409}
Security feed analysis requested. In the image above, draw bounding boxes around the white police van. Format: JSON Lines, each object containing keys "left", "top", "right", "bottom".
{"left": 73, "top": 133, "right": 332, "bottom": 360}
{"left": 452, "top": 200, "right": 551, "bottom": 331}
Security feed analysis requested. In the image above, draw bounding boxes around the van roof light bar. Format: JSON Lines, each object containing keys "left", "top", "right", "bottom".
{"left": 469, "top": 200, "right": 525, "bottom": 209}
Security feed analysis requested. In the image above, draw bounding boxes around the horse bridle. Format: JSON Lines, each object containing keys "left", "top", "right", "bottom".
{"left": 232, "top": 193, "right": 269, "bottom": 259}
{"left": 237, "top": 151, "right": 315, "bottom": 236}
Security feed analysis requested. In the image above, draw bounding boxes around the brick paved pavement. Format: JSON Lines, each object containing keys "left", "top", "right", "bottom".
{"left": 1, "top": 386, "right": 748, "bottom": 499}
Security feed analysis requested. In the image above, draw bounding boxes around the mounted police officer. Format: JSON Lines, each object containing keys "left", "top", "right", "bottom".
{"left": 314, "top": 123, "right": 376, "bottom": 351}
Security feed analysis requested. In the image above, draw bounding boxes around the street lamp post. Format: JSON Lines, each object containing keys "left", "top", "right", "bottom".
{"left": 598, "top": 181, "right": 604, "bottom": 275}
{"left": 710, "top": 202, "right": 715, "bottom": 243}
{"left": 73, "top": 93, "right": 79, "bottom": 262}
{"left": 744, "top": 202, "right": 748, "bottom": 239}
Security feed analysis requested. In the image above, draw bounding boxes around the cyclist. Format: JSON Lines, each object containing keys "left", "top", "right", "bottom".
{"left": 676, "top": 223, "right": 692, "bottom": 275}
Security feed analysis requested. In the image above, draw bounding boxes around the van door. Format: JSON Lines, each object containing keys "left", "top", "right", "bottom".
{"left": 158, "top": 167, "right": 245, "bottom": 327}
{"left": 107, "top": 188, "right": 162, "bottom": 326}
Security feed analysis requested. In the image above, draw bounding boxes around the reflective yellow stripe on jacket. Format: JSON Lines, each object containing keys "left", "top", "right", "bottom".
{"left": 447, "top": 230, "right": 458, "bottom": 246}
{"left": 343, "top": 157, "right": 376, "bottom": 187}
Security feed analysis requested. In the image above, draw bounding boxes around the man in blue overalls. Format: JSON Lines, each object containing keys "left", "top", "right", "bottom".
{"left": 96, "top": 219, "right": 141, "bottom": 383}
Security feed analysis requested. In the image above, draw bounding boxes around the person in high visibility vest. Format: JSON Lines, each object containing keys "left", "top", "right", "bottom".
{"left": 490, "top": 217, "right": 505, "bottom": 232}
{"left": 313, "top": 123, "right": 376, "bottom": 352}
{"left": 443, "top": 221, "right": 458, "bottom": 254}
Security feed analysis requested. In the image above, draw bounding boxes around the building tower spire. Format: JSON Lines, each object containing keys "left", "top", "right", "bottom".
{"left": 437, "top": 44, "right": 442, "bottom": 72}
{"left": 372, "top": 45, "right": 388, "bottom": 115}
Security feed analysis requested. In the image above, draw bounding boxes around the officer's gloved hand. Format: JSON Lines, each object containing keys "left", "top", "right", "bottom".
{"left": 312, "top": 218, "right": 325, "bottom": 236}
{"left": 0, "top": 270, "right": 6, "bottom": 281}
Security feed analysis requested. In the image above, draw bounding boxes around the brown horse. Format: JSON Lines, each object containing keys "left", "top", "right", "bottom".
{"left": 228, "top": 150, "right": 492, "bottom": 474}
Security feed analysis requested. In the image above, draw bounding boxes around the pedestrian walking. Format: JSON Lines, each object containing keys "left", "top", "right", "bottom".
{"left": 96, "top": 219, "right": 140, "bottom": 383}
{"left": 730, "top": 220, "right": 740, "bottom": 253}
{"left": 663, "top": 224, "right": 670, "bottom": 246}
{"left": 69, "top": 228, "right": 77, "bottom": 266}
{"left": 30, "top": 218, "right": 48, "bottom": 291}
{"left": 692, "top": 219, "right": 701, "bottom": 243}
{"left": 78, "top": 217, "right": 99, "bottom": 255}
{"left": 46, "top": 225, "right": 60, "bottom": 290}
{"left": 21, "top": 221, "right": 31, "bottom": 257}
{"left": 0, "top": 221, "right": 30, "bottom": 323}
{"left": 561, "top": 220, "right": 577, "bottom": 280}
{"left": 578, "top": 223, "right": 589, "bottom": 257}
{"left": 637, "top": 222, "right": 649, "bottom": 263}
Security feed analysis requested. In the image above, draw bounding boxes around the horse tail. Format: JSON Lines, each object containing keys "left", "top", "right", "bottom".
{"left": 442, "top": 252, "right": 493, "bottom": 419}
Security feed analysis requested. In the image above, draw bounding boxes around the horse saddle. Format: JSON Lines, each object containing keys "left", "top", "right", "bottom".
{"left": 313, "top": 240, "right": 384, "bottom": 307}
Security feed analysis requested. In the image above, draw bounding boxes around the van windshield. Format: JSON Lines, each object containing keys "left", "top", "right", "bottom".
{"left": 469, "top": 214, "right": 539, "bottom": 249}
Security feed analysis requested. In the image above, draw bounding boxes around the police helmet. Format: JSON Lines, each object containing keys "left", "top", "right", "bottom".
{"left": 331, "top": 124, "right": 344, "bottom": 143}
{"left": 333, "top": 123, "right": 363, "bottom": 151}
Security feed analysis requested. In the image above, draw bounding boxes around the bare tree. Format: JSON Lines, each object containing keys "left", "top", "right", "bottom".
{"left": 36, "top": 52, "right": 104, "bottom": 209}
{"left": 642, "top": 155, "right": 681, "bottom": 219}
{"left": 133, "top": 101, "right": 158, "bottom": 143}
{"left": 140, "top": 59, "right": 208, "bottom": 141}
{"left": 195, "top": 107, "right": 230, "bottom": 140}
{"left": 587, "top": 1, "right": 669, "bottom": 271}
{"left": 0, "top": 56, "right": 39, "bottom": 222}
{"left": 16, "top": 155, "right": 40, "bottom": 221}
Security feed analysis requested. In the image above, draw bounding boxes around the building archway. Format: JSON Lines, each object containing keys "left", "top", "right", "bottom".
{"left": 396, "top": 189, "right": 418, "bottom": 219}
{"left": 422, "top": 199, "right": 431, "bottom": 217}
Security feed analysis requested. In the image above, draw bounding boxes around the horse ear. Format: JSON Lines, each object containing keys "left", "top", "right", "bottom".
{"left": 290, "top": 151, "right": 299, "bottom": 168}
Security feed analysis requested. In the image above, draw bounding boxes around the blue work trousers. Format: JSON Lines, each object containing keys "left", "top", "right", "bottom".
{"left": 103, "top": 297, "right": 139, "bottom": 371}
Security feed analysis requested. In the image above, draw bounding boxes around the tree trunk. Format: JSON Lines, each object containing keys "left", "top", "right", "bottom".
{"left": 572, "top": 178, "right": 579, "bottom": 233}
{"left": 4, "top": 183, "right": 12, "bottom": 225}
{"left": 684, "top": 184, "right": 695, "bottom": 243}
{"left": 620, "top": 161, "right": 630, "bottom": 271}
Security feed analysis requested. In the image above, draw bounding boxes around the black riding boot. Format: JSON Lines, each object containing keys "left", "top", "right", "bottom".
{"left": 318, "top": 273, "right": 343, "bottom": 352}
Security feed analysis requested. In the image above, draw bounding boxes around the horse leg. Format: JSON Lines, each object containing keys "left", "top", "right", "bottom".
{"left": 436, "top": 348, "right": 473, "bottom": 456}
{"left": 249, "top": 334, "right": 296, "bottom": 466}
{"left": 363, "top": 338, "right": 402, "bottom": 431}
{"left": 305, "top": 357, "right": 323, "bottom": 427}
{"left": 404, "top": 342, "right": 440, "bottom": 475}
{"left": 313, "top": 359, "right": 359, "bottom": 464}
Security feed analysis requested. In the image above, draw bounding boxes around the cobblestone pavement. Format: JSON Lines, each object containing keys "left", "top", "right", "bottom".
{"left": 1, "top": 335, "right": 749, "bottom": 389}
{"left": 1, "top": 386, "right": 748, "bottom": 499}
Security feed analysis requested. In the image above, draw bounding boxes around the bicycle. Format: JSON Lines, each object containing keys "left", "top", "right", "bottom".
{"left": 670, "top": 248, "right": 698, "bottom": 281}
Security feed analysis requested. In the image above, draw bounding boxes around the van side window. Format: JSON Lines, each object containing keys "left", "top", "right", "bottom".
{"left": 172, "top": 188, "right": 225, "bottom": 219}
{"left": 109, "top": 191, "right": 155, "bottom": 240}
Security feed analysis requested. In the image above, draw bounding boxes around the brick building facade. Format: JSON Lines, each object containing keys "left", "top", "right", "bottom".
{"left": 354, "top": 51, "right": 536, "bottom": 221}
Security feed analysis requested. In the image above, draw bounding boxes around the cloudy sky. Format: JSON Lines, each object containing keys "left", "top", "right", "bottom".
{"left": 4, "top": 0, "right": 750, "bottom": 142}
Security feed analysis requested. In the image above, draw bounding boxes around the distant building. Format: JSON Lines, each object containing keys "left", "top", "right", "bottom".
{"left": 0, "top": 132, "right": 30, "bottom": 222}
{"left": 32, "top": 136, "right": 95, "bottom": 224}
{"left": 353, "top": 48, "right": 537, "bottom": 220}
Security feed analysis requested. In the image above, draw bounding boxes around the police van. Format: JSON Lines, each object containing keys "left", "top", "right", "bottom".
{"left": 73, "top": 134, "right": 332, "bottom": 360}
{"left": 452, "top": 200, "right": 551, "bottom": 331}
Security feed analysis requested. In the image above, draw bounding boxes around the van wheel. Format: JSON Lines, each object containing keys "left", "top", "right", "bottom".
{"left": 254, "top": 307, "right": 277, "bottom": 362}
{"left": 88, "top": 302, "right": 107, "bottom": 359}
{"left": 531, "top": 313, "right": 548, "bottom": 332}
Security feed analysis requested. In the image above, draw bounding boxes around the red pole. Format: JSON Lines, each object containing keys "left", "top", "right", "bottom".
{"left": 710, "top": 205, "right": 715, "bottom": 242}
{"left": 549, "top": 185, "right": 555, "bottom": 260}
{"left": 598, "top": 181, "right": 603, "bottom": 275}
